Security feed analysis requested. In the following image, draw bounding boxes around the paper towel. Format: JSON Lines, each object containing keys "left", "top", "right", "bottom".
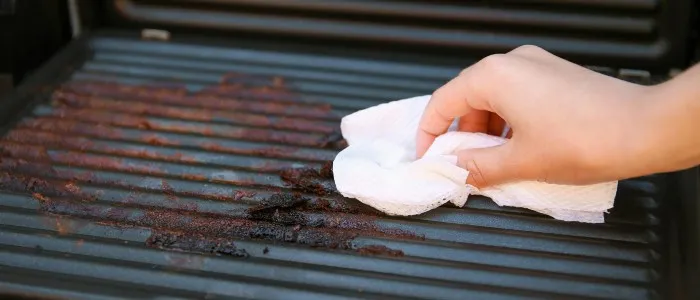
{"left": 332, "top": 95, "right": 618, "bottom": 223}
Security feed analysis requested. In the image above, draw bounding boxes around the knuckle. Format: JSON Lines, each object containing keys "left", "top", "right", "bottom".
{"left": 430, "top": 84, "right": 455, "bottom": 104}
{"left": 428, "top": 88, "right": 456, "bottom": 121}
{"left": 480, "top": 53, "right": 509, "bottom": 68}
{"left": 468, "top": 54, "right": 512, "bottom": 92}
{"left": 431, "top": 84, "right": 446, "bottom": 97}
{"left": 475, "top": 54, "right": 511, "bottom": 76}
{"left": 430, "top": 86, "right": 447, "bottom": 102}
{"left": 510, "top": 44, "right": 544, "bottom": 54}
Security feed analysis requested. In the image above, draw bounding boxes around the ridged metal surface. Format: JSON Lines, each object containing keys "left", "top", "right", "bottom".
{"left": 107, "top": 0, "right": 693, "bottom": 69}
{"left": 0, "top": 34, "right": 670, "bottom": 299}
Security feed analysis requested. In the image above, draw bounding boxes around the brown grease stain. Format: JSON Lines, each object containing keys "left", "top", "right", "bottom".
{"left": 0, "top": 75, "right": 415, "bottom": 259}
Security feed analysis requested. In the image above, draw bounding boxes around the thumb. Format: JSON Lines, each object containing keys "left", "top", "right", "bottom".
{"left": 457, "top": 143, "right": 515, "bottom": 188}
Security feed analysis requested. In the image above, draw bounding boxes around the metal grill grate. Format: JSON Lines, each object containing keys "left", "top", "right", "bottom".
{"left": 0, "top": 33, "right": 670, "bottom": 299}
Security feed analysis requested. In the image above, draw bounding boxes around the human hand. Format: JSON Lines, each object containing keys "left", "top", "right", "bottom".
{"left": 416, "top": 45, "right": 658, "bottom": 188}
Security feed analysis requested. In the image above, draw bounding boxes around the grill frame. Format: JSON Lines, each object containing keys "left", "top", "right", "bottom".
{"left": 0, "top": 29, "right": 690, "bottom": 299}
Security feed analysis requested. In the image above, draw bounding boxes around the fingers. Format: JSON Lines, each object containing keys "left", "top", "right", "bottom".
{"left": 415, "top": 129, "right": 438, "bottom": 160}
{"left": 415, "top": 101, "right": 457, "bottom": 159}
{"left": 416, "top": 66, "right": 490, "bottom": 157}
{"left": 457, "top": 110, "right": 490, "bottom": 133}
{"left": 417, "top": 53, "right": 523, "bottom": 157}
{"left": 458, "top": 143, "right": 515, "bottom": 188}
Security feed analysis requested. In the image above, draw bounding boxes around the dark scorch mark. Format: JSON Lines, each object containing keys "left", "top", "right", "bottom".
{"left": 279, "top": 161, "right": 336, "bottom": 196}
{"left": 147, "top": 231, "right": 249, "bottom": 258}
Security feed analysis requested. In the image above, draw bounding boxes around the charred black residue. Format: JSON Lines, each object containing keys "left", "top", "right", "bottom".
{"left": 247, "top": 193, "right": 309, "bottom": 225}
{"left": 248, "top": 193, "right": 308, "bottom": 213}
{"left": 279, "top": 164, "right": 336, "bottom": 196}
{"left": 249, "top": 206, "right": 308, "bottom": 225}
{"left": 317, "top": 130, "right": 347, "bottom": 149}
{"left": 33, "top": 186, "right": 420, "bottom": 255}
{"left": 147, "top": 231, "right": 249, "bottom": 258}
{"left": 319, "top": 161, "right": 333, "bottom": 179}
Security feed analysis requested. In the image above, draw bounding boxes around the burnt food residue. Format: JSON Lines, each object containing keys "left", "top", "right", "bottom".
{"left": 0, "top": 73, "right": 412, "bottom": 259}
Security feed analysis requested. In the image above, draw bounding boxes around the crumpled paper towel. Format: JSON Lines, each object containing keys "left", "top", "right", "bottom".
{"left": 332, "top": 95, "right": 618, "bottom": 223}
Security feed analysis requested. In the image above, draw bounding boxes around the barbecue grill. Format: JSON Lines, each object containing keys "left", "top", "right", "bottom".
{"left": 0, "top": 1, "right": 698, "bottom": 299}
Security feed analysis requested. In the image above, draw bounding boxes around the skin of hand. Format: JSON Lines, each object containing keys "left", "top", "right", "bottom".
{"left": 416, "top": 45, "right": 691, "bottom": 188}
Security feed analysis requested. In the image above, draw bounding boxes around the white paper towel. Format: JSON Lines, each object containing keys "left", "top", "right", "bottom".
{"left": 332, "top": 95, "right": 618, "bottom": 223}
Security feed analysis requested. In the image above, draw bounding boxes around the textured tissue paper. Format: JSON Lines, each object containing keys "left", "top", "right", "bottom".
{"left": 332, "top": 95, "right": 618, "bottom": 223}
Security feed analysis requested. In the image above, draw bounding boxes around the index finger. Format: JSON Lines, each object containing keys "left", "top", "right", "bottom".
{"left": 416, "top": 72, "right": 484, "bottom": 157}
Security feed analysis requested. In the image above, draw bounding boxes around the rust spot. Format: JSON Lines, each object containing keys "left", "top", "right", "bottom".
{"left": 55, "top": 217, "right": 69, "bottom": 235}
{"left": 64, "top": 182, "right": 81, "bottom": 194}
{"left": 200, "top": 142, "right": 223, "bottom": 152}
{"left": 3, "top": 132, "right": 200, "bottom": 165}
{"left": 195, "top": 142, "right": 322, "bottom": 161}
{"left": 52, "top": 89, "right": 336, "bottom": 133}
{"left": 144, "top": 135, "right": 174, "bottom": 146}
{"left": 251, "top": 147, "right": 290, "bottom": 157}
{"left": 17, "top": 118, "right": 123, "bottom": 139}
{"left": 182, "top": 174, "right": 207, "bottom": 181}
{"left": 178, "top": 190, "right": 230, "bottom": 202}
{"left": 357, "top": 245, "right": 404, "bottom": 257}
{"left": 209, "top": 177, "right": 257, "bottom": 186}
{"left": 272, "top": 76, "right": 284, "bottom": 88}
{"left": 76, "top": 239, "right": 84, "bottom": 248}
{"left": 0, "top": 142, "right": 51, "bottom": 161}
{"left": 62, "top": 80, "right": 337, "bottom": 120}
{"left": 161, "top": 180, "right": 177, "bottom": 201}
{"left": 232, "top": 190, "right": 257, "bottom": 201}
{"left": 138, "top": 121, "right": 152, "bottom": 130}
{"left": 0, "top": 172, "right": 96, "bottom": 202}
{"left": 32, "top": 192, "right": 49, "bottom": 202}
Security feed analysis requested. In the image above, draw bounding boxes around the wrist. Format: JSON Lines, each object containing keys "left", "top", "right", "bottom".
{"left": 632, "top": 81, "right": 700, "bottom": 176}
{"left": 601, "top": 85, "right": 662, "bottom": 180}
